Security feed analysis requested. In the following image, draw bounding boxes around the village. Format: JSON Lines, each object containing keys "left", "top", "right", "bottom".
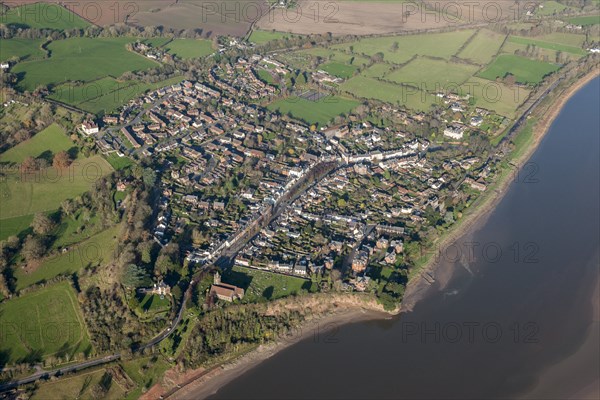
{"left": 76, "top": 51, "right": 500, "bottom": 302}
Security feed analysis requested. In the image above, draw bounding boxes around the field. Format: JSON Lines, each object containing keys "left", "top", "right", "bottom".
{"left": 14, "top": 225, "right": 119, "bottom": 291}
{"left": 385, "top": 57, "right": 480, "bottom": 90}
{"left": 121, "top": 356, "right": 171, "bottom": 399}
{"left": 0, "top": 281, "right": 91, "bottom": 364}
{"left": 536, "top": 1, "right": 568, "bottom": 15}
{"left": 104, "top": 153, "right": 134, "bottom": 170}
{"left": 331, "top": 30, "right": 475, "bottom": 64}
{"left": 319, "top": 61, "right": 358, "bottom": 79}
{"left": 11, "top": 37, "right": 158, "bottom": 91}
{"left": 460, "top": 77, "right": 531, "bottom": 118}
{"left": 0, "top": 123, "right": 73, "bottom": 164}
{"left": 223, "top": 266, "right": 310, "bottom": 302}
{"left": 163, "top": 39, "right": 214, "bottom": 59}
{"left": 362, "top": 63, "right": 394, "bottom": 78}
{"left": 267, "top": 95, "right": 359, "bottom": 126}
{"left": 0, "top": 38, "right": 46, "bottom": 62}
{"left": 249, "top": 30, "right": 294, "bottom": 44}
{"left": 49, "top": 76, "right": 184, "bottom": 115}
{"left": 534, "top": 32, "right": 586, "bottom": 47}
{"left": 508, "top": 36, "right": 586, "bottom": 56}
{"left": 457, "top": 30, "right": 507, "bottom": 64}
{"left": 1, "top": 3, "right": 90, "bottom": 30}
{"left": 31, "top": 368, "right": 126, "bottom": 400}
{"left": 340, "top": 76, "right": 438, "bottom": 112}
{"left": 567, "top": 15, "right": 600, "bottom": 26}
{"left": 478, "top": 55, "right": 560, "bottom": 85}
{"left": 0, "top": 154, "right": 113, "bottom": 220}
{"left": 0, "top": 214, "right": 34, "bottom": 241}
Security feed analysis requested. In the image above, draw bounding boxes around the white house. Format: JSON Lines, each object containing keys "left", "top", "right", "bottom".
{"left": 0, "top": 62, "right": 10, "bottom": 70}
{"left": 80, "top": 121, "right": 99, "bottom": 135}
{"left": 444, "top": 125, "right": 465, "bottom": 140}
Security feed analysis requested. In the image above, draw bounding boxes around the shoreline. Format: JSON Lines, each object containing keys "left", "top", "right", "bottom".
{"left": 401, "top": 69, "right": 600, "bottom": 311}
{"left": 165, "top": 308, "right": 387, "bottom": 400}
{"left": 155, "top": 70, "right": 599, "bottom": 400}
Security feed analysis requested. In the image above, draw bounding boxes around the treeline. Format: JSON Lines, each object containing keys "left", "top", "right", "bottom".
{"left": 178, "top": 304, "right": 304, "bottom": 369}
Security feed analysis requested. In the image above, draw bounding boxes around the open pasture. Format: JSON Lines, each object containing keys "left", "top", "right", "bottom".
{"left": 385, "top": 57, "right": 480, "bottom": 90}
{"left": 457, "top": 30, "right": 507, "bottom": 64}
{"left": 0, "top": 3, "right": 90, "bottom": 30}
{"left": 163, "top": 39, "right": 214, "bottom": 59}
{"left": 0, "top": 281, "right": 91, "bottom": 364}
{"left": 478, "top": 54, "right": 560, "bottom": 85}
{"left": 0, "top": 38, "right": 46, "bottom": 62}
{"left": 267, "top": 95, "right": 358, "bottom": 126}
{"left": 11, "top": 37, "right": 157, "bottom": 91}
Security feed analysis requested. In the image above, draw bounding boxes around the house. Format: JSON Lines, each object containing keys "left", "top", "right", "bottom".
{"left": 210, "top": 272, "right": 245, "bottom": 302}
{"left": 443, "top": 125, "right": 465, "bottom": 140}
{"left": 470, "top": 116, "right": 483, "bottom": 127}
{"left": 80, "top": 121, "right": 99, "bottom": 135}
{"left": 0, "top": 62, "right": 9, "bottom": 70}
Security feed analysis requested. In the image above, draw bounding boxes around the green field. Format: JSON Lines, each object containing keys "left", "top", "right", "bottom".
{"left": 386, "top": 57, "right": 480, "bottom": 90}
{"left": 12, "top": 37, "right": 158, "bottom": 91}
{"left": 223, "top": 266, "right": 310, "bottom": 302}
{"left": 0, "top": 124, "right": 73, "bottom": 164}
{"left": 331, "top": 30, "right": 475, "bottom": 65}
{"left": 268, "top": 95, "right": 359, "bottom": 126}
{"left": 256, "top": 69, "right": 277, "bottom": 85}
{"left": 362, "top": 63, "right": 394, "bottom": 78}
{"left": 319, "top": 62, "right": 358, "bottom": 79}
{"left": 0, "top": 38, "right": 46, "bottom": 62}
{"left": 341, "top": 76, "right": 437, "bottom": 112}
{"left": 534, "top": 32, "right": 586, "bottom": 47}
{"left": 0, "top": 281, "right": 91, "bottom": 364}
{"left": 537, "top": 1, "right": 568, "bottom": 15}
{"left": 121, "top": 356, "right": 171, "bottom": 399}
{"left": 163, "top": 39, "right": 214, "bottom": 59}
{"left": 458, "top": 30, "right": 507, "bottom": 64}
{"left": 0, "top": 3, "right": 90, "bottom": 30}
{"left": 461, "top": 77, "right": 531, "bottom": 117}
{"left": 567, "top": 15, "right": 600, "bottom": 26}
{"left": 31, "top": 368, "right": 126, "bottom": 400}
{"left": 478, "top": 55, "right": 560, "bottom": 85}
{"left": 49, "top": 76, "right": 184, "bottom": 114}
{"left": 249, "top": 30, "right": 293, "bottom": 44}
{"left": 0, "top": 155, "right": 113, "bottom": 219}
{"left": 508, "top": 36, "right": 586, "bottom": 56}
{"left": 14, "top": 225, "right": 119, "bottom": 291}
{"left": 104, "top": 153, "right": 134, "bottom": 170}
{"left": 0, "top": 214, "right": 34, "bottom": 241}
{"left": 296, "top": 47, "right": 370, "bottom": 66}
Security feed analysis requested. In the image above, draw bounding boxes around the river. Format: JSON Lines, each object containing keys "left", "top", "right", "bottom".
{"left": 207, "top": 77, "right": 600, "bottom": 399}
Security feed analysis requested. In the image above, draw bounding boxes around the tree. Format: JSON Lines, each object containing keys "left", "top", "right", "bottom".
{"left": 52, "top": 150, "right": 71, "bottom": 169}
{"left": 121, "top": 264, "right": 151, "bottom": 288}
{"left": 31, "top": 213, "right": 54, "bottom": 235}
{"left": 142, "top": 168, "right": 157, "bottom": 187}
{"left": 21, "top": 235, "right": 45, "bottom": 263}
{"left": 21, "top": 156, "right": 37, "bottom": 171}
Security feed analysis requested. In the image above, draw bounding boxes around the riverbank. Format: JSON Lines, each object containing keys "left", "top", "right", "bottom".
{"left": 144, "top": 294, "right": 389, "bottom": 400}
{"left": 401, "top": 69, "right": 600, "bottom": 312}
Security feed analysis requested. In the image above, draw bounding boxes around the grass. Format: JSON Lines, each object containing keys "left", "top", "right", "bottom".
{"left": 534, "top": 32, "right": 586, "bottom": 47}
{"left": 134, "top": 293, "right": 171, "bottom": 314}
{"left": 267, "top": 95, "right": 359, "bottom": 126}
{"left": 0, "top": 214, "right": 34, "bottom": 241}
{"left": 163, "top": 39, "right": 214, "bottom": 59}
{"left": 566, "top": 15, "right": 600, "bottom": 26}
{"left": 457, "top": 30, "right": 507, "bottom": 64}
{"left": 121, "top": 356, "right": 171, "bottom": 399}
{"left": 0, "top": 124, "right": 74, "bottom": 164}
{"left": 256, "top": 69, "right": 277, "bottom": 85}
{"left": 537, "top": 1, "right": 568, "bottom": 15}
{"left": 0, "top": 155, "right": 113, "bottom": 219}
{"left": 0, "top": 3, "right": 90, "bottom": 30}
{"left": 319, "top": 62, "right": 358, "bottom": 79}
{"left": 341, "top": 76, "right": 438, "bottom": 112}
{"left": 460, "top": 77, "right": 531, "bottom": 118}
{"left": 0, "top": 281, "right": 92, "bottom": 364}
{"left": 508, "top": 36, "right": 586, "bottom": 56}
{"left": 12, "top": 37, "right": 158, "bottom": 92}
{"left": 14, "top": 225, "right": 119, "bottom": 291}
{"left": 0, "top": 38, "right": 46, "bottom": 62}
{"left": 104, "top": 153, "right": 134, "bottom": 170}
{"left": 331, "top": 30, "right": 475, "bottom": 65}
{"left": 362, "top": 63, "right": 394, "bottom": 78}
{"left": 49, "top": 76, "right": 184, "bottom": 115}
{"left": 249, "top": 30, "right": 293, "bottom": 44}
{"left": 31, "top": 368, "right": 126, "bottom": 400}
{"left": 478, "top": 55, "right": 560, "bottom": 85}
{"left": 296, "top": 48, "right": 370, "bottom": 66}
{"left": 385, "top": 57, "right": 480, "bottom": 90}
{"left": 223, "top": 266, "right": 310, "bottom": 302}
